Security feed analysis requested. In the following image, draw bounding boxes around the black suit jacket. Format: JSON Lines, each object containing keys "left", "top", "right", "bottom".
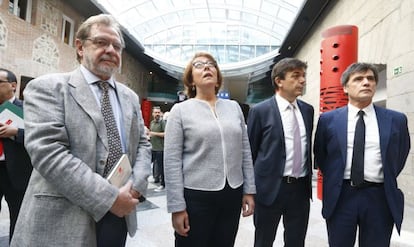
{"left": 2, "top": 98, "right": 32, "bottom": 190}
{"left": 247, "top": 96, "right": 314, "bottom": 206}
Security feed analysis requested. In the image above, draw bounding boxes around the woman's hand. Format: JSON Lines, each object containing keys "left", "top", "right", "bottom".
{"left": 241, "top": 194, "right": 255, "bottom": 217}
{"left": 172, "top": 210, "right": 190, "bottom": 237}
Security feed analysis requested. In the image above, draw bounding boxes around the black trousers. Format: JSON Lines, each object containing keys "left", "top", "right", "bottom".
{"left": 254, "top": 178, "right": 310, "bottom": 247}
{"left": 0, "top": 163, "right": 25, "bottom": 242}
{"left": 175, "top": 182, "right": 243, "bottom": 247}
{"left": 96, "top": 212, "right": 127, "bottom": 247}
{"left": 152, "top": 150, "right": 164, "bottom": 186}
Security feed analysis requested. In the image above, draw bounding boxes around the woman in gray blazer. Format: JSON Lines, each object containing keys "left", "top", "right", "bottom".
{"left": 164, "top": 52, "right": 256, "bottom": 247}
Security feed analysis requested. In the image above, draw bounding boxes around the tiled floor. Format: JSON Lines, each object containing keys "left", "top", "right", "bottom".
{"left": 1, "top": 177, "right": 414, "bottom": 247}
{"left": 127, "top": 179, "right": 414, "bottom": 247}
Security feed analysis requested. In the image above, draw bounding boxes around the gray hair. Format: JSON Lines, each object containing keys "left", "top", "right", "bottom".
{"left": 75, "top": 14, "right": 124, "bottom": 62}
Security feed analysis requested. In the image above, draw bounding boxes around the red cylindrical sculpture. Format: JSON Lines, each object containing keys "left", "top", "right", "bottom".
{"left": 317, "top": 25, "right": 358, "bottom": 200}
{"left": 141, "top": 99, "right": 152, "bottom": 128}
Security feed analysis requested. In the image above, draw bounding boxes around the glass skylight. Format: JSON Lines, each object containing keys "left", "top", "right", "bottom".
{"left": 92, "top": 0, "right": 305, "bottom": 81}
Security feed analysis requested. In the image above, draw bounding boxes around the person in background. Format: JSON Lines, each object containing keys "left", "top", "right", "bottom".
{"left": 314, "top": 62, "right": 410, "bottom": 247}
{"left": 247, "top": 58, "right": 314, "bottom": 247}
{"left": 11, "top": 14, "right": 151, "bottom": 246}
{"left": 150, "top": 106, "right": 166, "bottom": 192}
{"left": 0, "top": 68, "right": 32, "bottom": 242}
{"left": 164, "top": 51, "right": 256, "bottom": 247}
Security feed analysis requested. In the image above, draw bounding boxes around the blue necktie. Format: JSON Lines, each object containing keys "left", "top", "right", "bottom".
{"left": 351, "top": 110, "right": 365, "bottom": 186}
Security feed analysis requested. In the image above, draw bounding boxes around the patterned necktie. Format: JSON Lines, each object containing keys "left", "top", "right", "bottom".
{"left": 290, "top": 104, "right": 302, "bottom": 177}
{"left": 351, "top": 110, "right": 365, "bottom": 186}
{"left": 97, "top": 81, "right": 123, "bottom": 177}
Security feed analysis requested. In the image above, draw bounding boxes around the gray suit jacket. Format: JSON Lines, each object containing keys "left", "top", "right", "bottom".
{"left": 11, "top": 68, "right": 151, "bottom": 246}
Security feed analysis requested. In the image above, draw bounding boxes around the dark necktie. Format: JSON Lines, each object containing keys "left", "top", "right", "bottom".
{"left": 351, "top": 110, "right": 365, "bottom": 186}
{"left": 290, "top": 104, "right": 302, "bottom": 177}
{"left": 97, "top": 81, "right": 123, "bottom": 177}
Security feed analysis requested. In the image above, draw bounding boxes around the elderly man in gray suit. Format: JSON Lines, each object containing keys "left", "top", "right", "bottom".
{"left": 11, "top": 14, "right": 151, "bottom": 246}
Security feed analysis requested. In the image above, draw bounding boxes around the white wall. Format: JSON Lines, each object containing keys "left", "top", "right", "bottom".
{"left": 296, "top": 0, "right": 414, "bottom": 204}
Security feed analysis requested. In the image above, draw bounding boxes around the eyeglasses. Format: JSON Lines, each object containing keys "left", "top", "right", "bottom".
{"left": 85, "top": 37, "right": 124, "bottom": 52}
{"left": 0, "top": 80, "right": 10, "bottom": 83}
{"left": 192, "top": 61, "right": 216, "bottom": 69}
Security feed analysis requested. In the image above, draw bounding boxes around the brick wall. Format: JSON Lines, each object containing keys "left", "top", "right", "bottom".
{"left": 0, "top": 0, "right": 148, "bottom": 99}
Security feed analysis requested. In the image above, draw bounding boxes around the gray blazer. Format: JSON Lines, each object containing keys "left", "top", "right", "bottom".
{"left": 164, "top": 98, "right": 256, "bottom": 213}
{"left": 11, "top": 68, "right": 151, "bottom": 246}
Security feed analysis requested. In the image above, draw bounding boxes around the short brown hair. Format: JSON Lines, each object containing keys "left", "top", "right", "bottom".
{"left": 182, "top": 52, "right": 223, "bottom": 98}
{"left": 271, "top": 58, "right": 307, "bottom": 90}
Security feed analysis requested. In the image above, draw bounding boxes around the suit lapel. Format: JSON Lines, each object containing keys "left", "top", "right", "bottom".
{"left": 68, "top": 69, "right": 107, "bottom": 148}
{"left": 271, "top": 97, "right": 285, "bottom": 140}
{"left": 12, "top": 98, "right": 23, "bottom": 107}
{"left": 115, "top": 84, "right": 133, "bottom": 153}
{"left": 269, "top": 97, "right": 288, "bottom": 168}
{"left": 335, "top": 107, "right": 348, "bottom": 166}
{"left": 297, "top": 100, "right": 310, "bottom": 135}
{"left": 374, "top": 106, "right": 391, "bottom": 162}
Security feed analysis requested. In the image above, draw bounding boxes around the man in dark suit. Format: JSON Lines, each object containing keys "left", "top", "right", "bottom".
{"left": 0, "top": 68, "right": 32, "bottom": 242}
{"left": 314, "top": 62, "right": 410, "bottom": 247}
{"left": 247, "top": 58, "right": 314, "bottom": 247}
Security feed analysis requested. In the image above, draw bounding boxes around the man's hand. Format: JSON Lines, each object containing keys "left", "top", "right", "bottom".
{"left": 130, "top": 188, "right": 146, "bottom": 202}
{"left": 110, "top": 181, "right": 138, "bottom": 217}
{"left": 0, "top": 123, "right": 18, "bottom": 138}
{"left": 130, "top": 188, "right": 141, "bottom": 199}
{"left": 172, "top": 210, "right": 190, "bottom": 237}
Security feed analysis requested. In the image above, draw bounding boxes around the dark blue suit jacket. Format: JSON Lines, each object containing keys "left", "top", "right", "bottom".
{"left": 314, "top": 105, "right": 410, "bottom": 233}
{"left": 247, "top": 96, "right": 314, "bottom": 206}
{"left": 2, "top": 98, "right": 32, "bottom": 190}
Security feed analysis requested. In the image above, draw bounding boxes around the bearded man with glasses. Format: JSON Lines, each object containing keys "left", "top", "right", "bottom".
{"left": 11, "top": 14, "right": 151, "bottom": 247}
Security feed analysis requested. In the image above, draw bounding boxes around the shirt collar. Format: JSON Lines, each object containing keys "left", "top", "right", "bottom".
{"left": 8, "top": 95, "right": 16, "bottom": 103}
{"left": 348, "top": 103, "right": 374, "bottom": 118}
{"left": 275, "top": 93, "right": 298, "bottom": 111}
{"left": 80, "top": 65, "right": 116, "bottom": 89}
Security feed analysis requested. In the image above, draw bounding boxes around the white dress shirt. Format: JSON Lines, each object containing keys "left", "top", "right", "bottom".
{"left": 275, "top": 94, "right": 307, "bottom": 177}
{"left": 345, "top": 103, "right": 383, "bottom": 182}
{"left": 80, "top": 65, "right": 126, "bottom": 152}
